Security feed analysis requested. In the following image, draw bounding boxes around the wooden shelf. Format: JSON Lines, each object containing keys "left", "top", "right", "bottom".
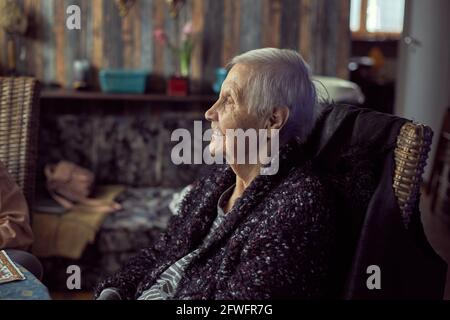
{"left": 40, "top": 89, "right": 218, "bottom": 103}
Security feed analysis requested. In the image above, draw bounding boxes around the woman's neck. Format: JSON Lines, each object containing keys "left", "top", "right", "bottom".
{"left": 224, "top": 163, "right": 261, "bottom": 213}
{"left": 233, "top": 162, "right": 261, "bottom": 189}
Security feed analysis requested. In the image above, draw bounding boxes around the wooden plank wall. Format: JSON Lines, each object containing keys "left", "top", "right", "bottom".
{"left": 0, "top": 0, "right": 350, "bottom": 90}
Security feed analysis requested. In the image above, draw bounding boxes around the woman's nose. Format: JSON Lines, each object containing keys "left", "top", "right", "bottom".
{"left": 205, "top": 102, "right": 218, "bottom": 122}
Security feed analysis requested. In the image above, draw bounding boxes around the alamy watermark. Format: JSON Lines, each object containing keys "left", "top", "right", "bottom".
{"left": 170, "top": 121, "right": 280, "bottom": 175}
{"left": 66, "top": 5, "right": 81, "bottom": 30}
{"left": 366, "top": 265, "right": 381, "bottom": 290}
{"left": 66, "top": 265, "right": 81, "bottom": 290}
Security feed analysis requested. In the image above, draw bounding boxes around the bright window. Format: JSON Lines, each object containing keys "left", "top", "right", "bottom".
{"left": 350, "top": 0, "right": 405, "bottom": 39}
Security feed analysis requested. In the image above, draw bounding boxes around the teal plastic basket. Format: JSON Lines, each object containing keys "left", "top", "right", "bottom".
{"left": 99, "top": 69, "right": 148, "bottom": 93}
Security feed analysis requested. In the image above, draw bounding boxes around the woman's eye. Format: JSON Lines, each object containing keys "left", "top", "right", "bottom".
{"left": 225, "top": 97, "right": 234, "bottom": 105}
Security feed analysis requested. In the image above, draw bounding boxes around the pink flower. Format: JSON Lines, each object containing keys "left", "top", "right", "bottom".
{"left": 182, "top": 21, "right": 193, "bottom": 36}
{"left": 181, "top": 21, "right": 193, "bottom": 41}
{"left": 153, "top": 29, "right": 168, "bottom": 45}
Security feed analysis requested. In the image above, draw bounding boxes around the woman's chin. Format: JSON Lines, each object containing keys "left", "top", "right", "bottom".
{"left": 209, "top": 142, "right": 218, "bottom": 157}
{"left": 208, "top": 143, "right": 215, "bottom": 156}
{"left": 209, "top": 141, "right": 224, "bottom": 159}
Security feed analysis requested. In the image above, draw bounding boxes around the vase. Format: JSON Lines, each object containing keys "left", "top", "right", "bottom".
{"left": 167, "top": 75, "right": 189, "bottom": 96}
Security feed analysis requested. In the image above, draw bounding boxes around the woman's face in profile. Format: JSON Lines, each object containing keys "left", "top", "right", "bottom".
{"left": 205, "top": 64, "right": 267, "bottom": 161}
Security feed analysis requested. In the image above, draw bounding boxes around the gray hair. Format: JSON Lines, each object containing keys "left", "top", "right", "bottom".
{"left": 228, "top": 48, "right": 317, "bottom": 143}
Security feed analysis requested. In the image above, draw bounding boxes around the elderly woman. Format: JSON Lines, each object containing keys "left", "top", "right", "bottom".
{"left": 95, "top": 48, "right": 336, "bottom": 300}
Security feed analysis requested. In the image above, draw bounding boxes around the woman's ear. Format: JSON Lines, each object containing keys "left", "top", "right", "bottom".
{"left": 267, "top": 106, "right": 290, "bottom": 130}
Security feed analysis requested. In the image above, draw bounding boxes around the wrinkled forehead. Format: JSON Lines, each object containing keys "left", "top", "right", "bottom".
{"left": 221, "top": 64, "right": 253, "bottom": 95}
